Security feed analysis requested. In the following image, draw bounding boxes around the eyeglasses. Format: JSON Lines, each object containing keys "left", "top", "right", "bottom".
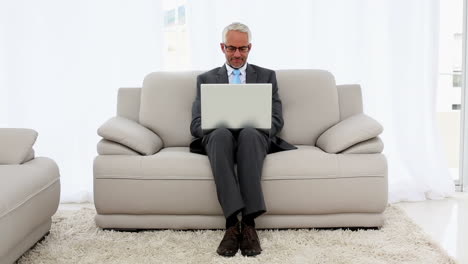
{"left": 224, "top": 45, "right": 250, "bottom": 53}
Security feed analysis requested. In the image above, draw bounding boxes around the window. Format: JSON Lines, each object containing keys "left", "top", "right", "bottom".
{"left": 162, "top": 0, "right": 190, "bottom": 70}
{"left": 436, "top": 0, "right": 464, "bottom": 185}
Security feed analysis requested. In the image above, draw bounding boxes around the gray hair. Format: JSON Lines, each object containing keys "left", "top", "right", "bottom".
{"left": 222, "top": 22, "right": 252, "bottom": 43}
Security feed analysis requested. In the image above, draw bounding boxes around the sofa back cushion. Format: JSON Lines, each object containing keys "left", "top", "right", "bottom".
{"left": 0, "top": 128, "right": 38, "bottom": 164}
{"left": 276, "top": 70, "right": 340, "bottom": 145}
{"left": 140, "top": 71, "right": 202, "bottom": 147}
{"left": 139, "top": 70, "right": 340, "bottom": 147}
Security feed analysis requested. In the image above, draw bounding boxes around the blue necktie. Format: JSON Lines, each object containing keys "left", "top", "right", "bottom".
{"left": 232, "top": 69, "right": 241, "bottom": 84}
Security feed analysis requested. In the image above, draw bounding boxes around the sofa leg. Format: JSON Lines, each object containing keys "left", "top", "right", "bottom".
{"left": 102, "top": 228, "right": 141, "bottom": 232}
{"left": 313, "top": 227, "right": 380, "bottom": 231}
{"left": 38, "top": 231, "right": 50, "bottom": 242}
{"left": 345, "top": 227, "right": 380, "bottom": 231}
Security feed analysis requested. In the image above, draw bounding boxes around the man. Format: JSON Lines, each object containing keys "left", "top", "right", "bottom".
{"left": 189, "top": 22, "right": 296, "bottom": 257}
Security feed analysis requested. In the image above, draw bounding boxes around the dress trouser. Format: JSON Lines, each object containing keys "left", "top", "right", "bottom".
{"left": 202, "top": 127, "right": 270, "bottom": 218}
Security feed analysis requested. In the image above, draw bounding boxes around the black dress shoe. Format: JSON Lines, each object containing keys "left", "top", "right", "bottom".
{"left": 216, "top": 222, "right": 241, "bottom": 257}
{"left": 240, "top": 223, "right": 262, "bottom": 257}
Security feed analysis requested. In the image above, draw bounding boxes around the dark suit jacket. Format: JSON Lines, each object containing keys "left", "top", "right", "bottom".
{"left": 189, "top": 64, "right": 297, "bottom": 154}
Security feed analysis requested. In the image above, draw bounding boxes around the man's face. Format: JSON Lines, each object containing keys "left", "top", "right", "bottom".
{"left": 220, "top": 30, "right": 251, "bottom": 69}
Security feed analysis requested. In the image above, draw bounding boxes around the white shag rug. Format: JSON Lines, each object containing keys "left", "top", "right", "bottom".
{"left": 18, "top": 206, "right": 457, "bottom": 264}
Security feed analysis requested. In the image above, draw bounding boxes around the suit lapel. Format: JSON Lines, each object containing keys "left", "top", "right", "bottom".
{"left": 216, "top": 65, "right": 229, "bottom": 83}
{"left": 246, "top": 64, "right": 257, "bottom": 83}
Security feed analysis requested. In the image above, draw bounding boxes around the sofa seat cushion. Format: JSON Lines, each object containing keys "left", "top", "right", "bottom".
{"left": 94, "top": 146, "right": 385, "bottom": 180}
{"left": 94, "top": 147, "right": 387, "bottom": 215}
{"left": 94, "top": 147, "right": 213, "bottom": 180}
{"left": 0, "top": 157, "right": 60, "bottom": 218}
{"left": 263, "top": 145, "right": 386, "bottom": 179}
{"left": 262, "top": 146, "right": 387, "bottom": 214}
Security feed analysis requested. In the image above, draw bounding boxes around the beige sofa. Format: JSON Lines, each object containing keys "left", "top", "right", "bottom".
{"left": 0, "top": 128, "right": 60, "bottom": 264}
{"left": 94, "top": 70, "right": 387, "bottom": 230}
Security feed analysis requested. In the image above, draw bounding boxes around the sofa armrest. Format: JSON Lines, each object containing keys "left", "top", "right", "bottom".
{"left": 97, "top": 117, "right": 163, "bottom": 155}
{"left": 316, "top": 114, "right": 383, "bottom": 154}
{"left": 97, "top": 139, "right": 140, "bottom": 155}
{"left": 0, "top": 128, "right": 38, "bottom": 164}
{"left": 340, "top": 137, "right": 384, "bottom": 154}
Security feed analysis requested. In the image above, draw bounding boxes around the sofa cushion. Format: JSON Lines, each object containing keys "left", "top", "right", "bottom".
{"left": 139, "top": 70, "right": 340, "bottom": 147}
{"left": 316, "top": 114, "right": 383, "bottom": 153}
{"left": 0, "top": 128, "right": 38, "bottom": 165}
{"left": 98, "top": 117, "right": 163, "bottom": 155}
{"left": 276, "top": 70, "right": 340, "bottom": 145}
{"left": 94, "top": 146, "right": 385, "bottom": 180}
{"left": 94, "top": 147, "right": 212, "bottom": 179}
{"left": 263, "top": 145, "right": 386, "bottom": 179}
{"left": 97, "top": 139, "right": 140, "bottom": 155}
{"left": 341, "top": 137, "right": 384, "bottom": 154}
{"left": 140, "top": 72, "right": 202, "bottom": 147}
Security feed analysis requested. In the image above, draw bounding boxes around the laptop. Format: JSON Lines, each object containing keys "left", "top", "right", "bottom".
{"left": 201, "top": 83, "right": 272, "bottom": 131}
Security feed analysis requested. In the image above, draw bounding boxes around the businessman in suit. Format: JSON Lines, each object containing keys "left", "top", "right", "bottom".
{"left": 189, "top": 22, "right": 296, "bottom": 257}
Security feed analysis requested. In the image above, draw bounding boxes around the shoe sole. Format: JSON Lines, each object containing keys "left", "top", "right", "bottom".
{"left": 217, "top": 250, "right": 238, "bottom": 257}
{"left": 241, "top": 251, "right": 261, "bottom": 257}
{"left": 216, "top": 252, "right": 237, "bottom": 258}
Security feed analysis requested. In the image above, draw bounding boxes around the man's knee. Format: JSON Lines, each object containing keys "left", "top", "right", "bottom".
{"left": 209, "top": 127, "right": 234, "bottom": 143}
{"left": 238, "top": 127, "right": 263, "bottom": 142}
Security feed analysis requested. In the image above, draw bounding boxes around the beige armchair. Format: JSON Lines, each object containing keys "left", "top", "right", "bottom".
{"left": 0, "top": 128, "right": 60, "bottom": 264}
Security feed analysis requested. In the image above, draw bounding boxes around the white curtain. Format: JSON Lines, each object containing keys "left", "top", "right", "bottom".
{"left": 0, "top": 0, "right": 163, "bottom": 202}
{"left": 186, "top": 0, "right": 455, "bottom": 202}
{"left": 1, "top": 0, "right": 455, "bottom": 203}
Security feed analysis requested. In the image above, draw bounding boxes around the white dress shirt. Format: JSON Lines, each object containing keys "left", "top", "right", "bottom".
{"left": 225, "top": 63, "right": 247, "bottom": 84}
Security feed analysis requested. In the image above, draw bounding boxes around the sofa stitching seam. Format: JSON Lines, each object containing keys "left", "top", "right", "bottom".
{"left": 94, "top": 175, "right": 386, "bottom": 180}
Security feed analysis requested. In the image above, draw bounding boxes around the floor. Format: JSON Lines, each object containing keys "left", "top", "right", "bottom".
{"left": 59, "top": 192, "right": 468, "bottom": 264}
{"left": 397, "top": 192, "right": 468, "bottom": 264}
